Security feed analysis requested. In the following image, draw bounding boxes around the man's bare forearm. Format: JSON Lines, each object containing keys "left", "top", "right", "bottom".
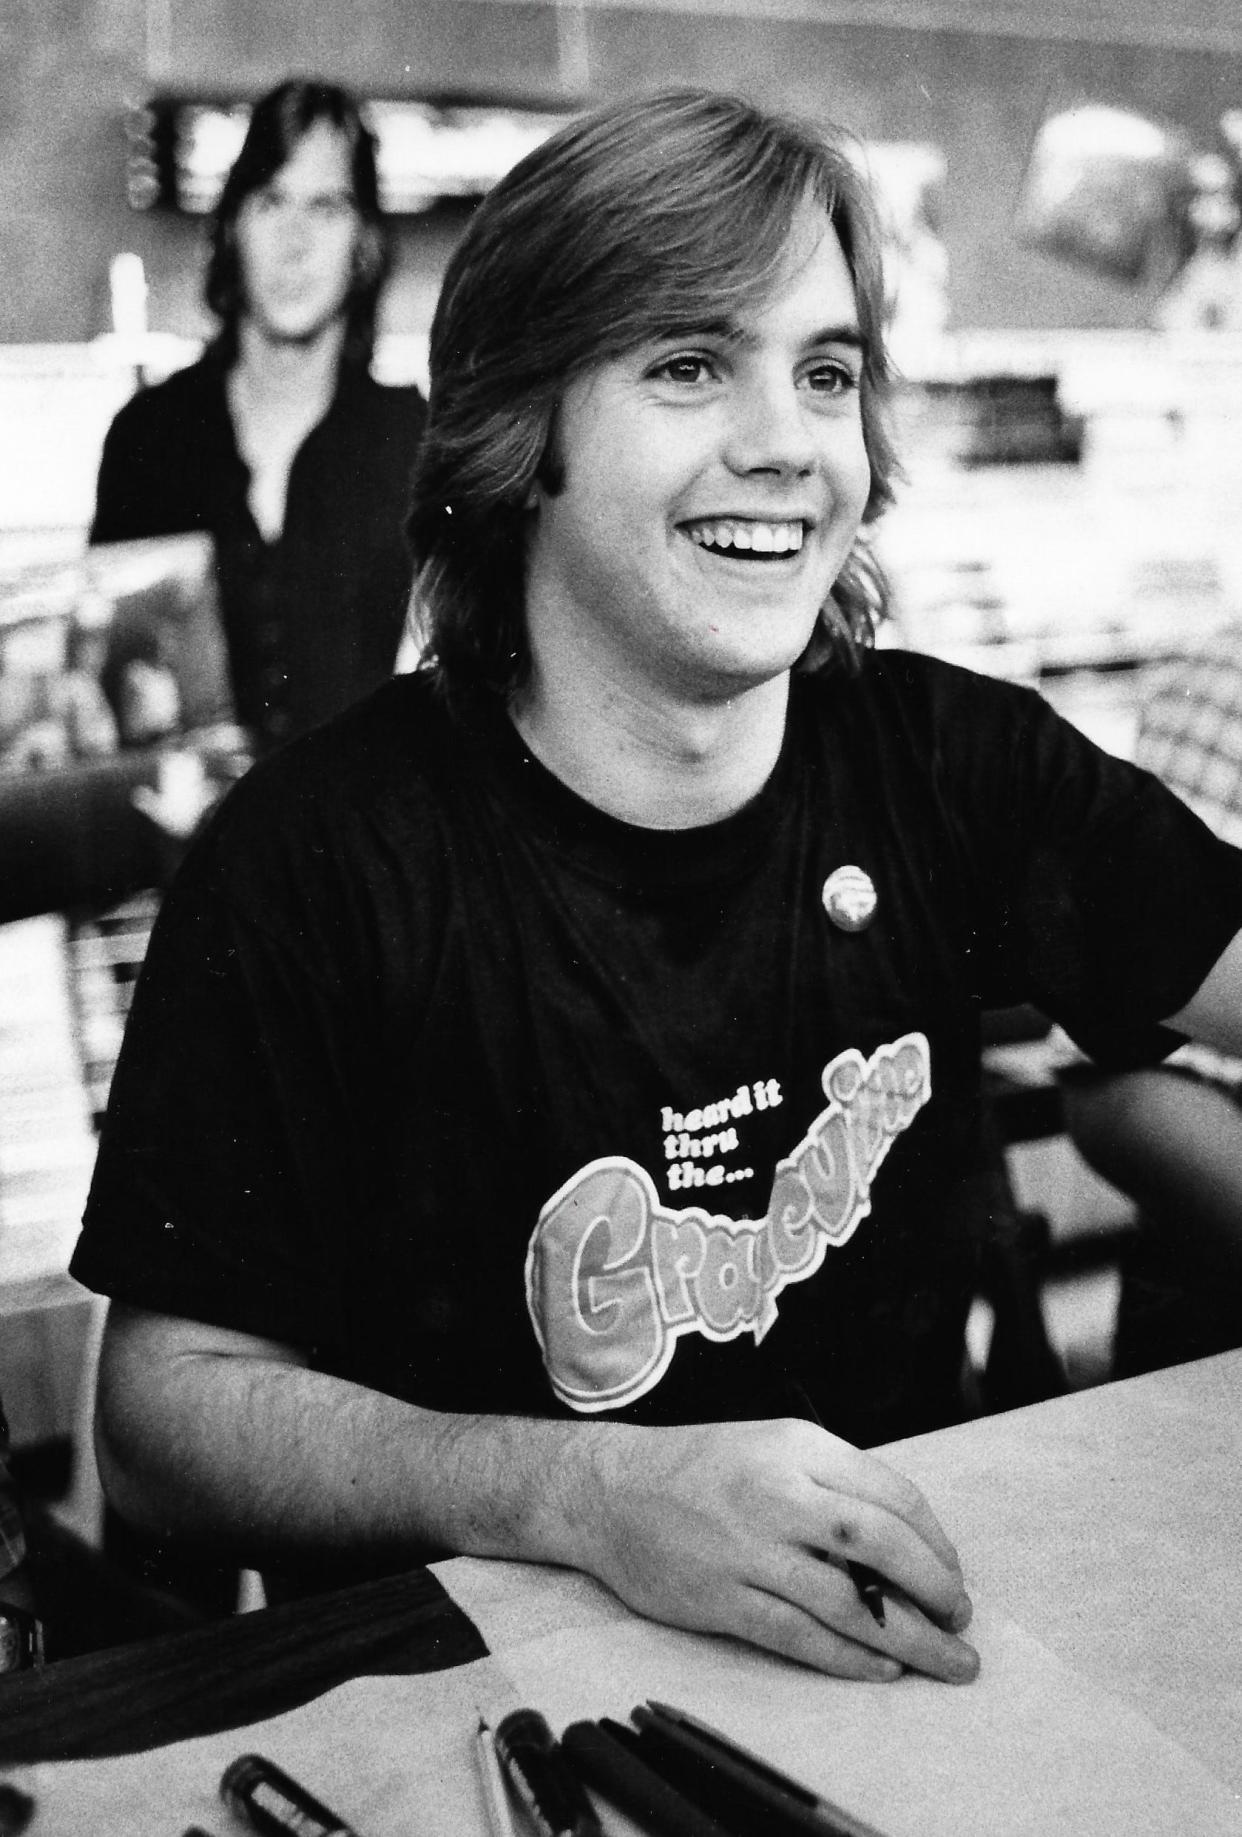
{"left": 94, "top": 1305, "right": 608, "bottom": 1571}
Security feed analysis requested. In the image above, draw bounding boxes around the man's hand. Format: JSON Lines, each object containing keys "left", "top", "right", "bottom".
{"left": 564, "top": 1417, "right": 979, "bottom": 1683}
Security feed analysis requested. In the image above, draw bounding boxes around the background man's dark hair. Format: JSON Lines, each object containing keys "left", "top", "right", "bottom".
{"left": 205, "top": 76, "right": 391, "bottom": 367}
{"left": 409, "top": 87, "right": 900, "bottom": 701}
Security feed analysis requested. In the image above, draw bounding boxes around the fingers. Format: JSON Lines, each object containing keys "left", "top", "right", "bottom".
{"left": 811, "top": 1436, "right": 964, "bottom": 1574}
{"left": 670, "top": 1580, "right": 903, "bottom": 1683}
{"left": 698, "top": 1570, "right": 976, "bottom": 1684}
{"left": 802, "top": 1495, "right": 968, "bottom": 1623}
{"left": 739, "top": 1588, "right": 903, "bottom": 1681}
{"left": 874, "top": 1586, "right": 979, "bottom": 1683}
{"left": 794, "top": 1439, "right": 972, "bottom": 1632}
{"left": 806, "top": 1491, "right": 970, "bottom": 1632}
{"left": 775, "top": 1544, "right": 979, "bottom": 1684}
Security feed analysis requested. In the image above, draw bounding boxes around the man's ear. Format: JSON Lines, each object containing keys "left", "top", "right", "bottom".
{"left": 530, "top": 424, "right": 565, "bottom": 504}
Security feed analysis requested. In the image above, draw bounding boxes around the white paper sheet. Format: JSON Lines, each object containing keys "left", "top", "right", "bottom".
{"left": 9, "top": 1592, "right": 1240, "bottom": 1836}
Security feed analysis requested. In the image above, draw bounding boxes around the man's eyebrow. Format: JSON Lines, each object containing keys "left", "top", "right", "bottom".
{"left": 647, "top": 318, "right": 865, "bottom": 350}
{"left": 807, "top": 323, "right": 865, "bottom": 349}
{"left": 264, "top": 181, "right": 353, "bottom": 203}
{"left": 750, "top": 321, "right": 866, "bottom": 351}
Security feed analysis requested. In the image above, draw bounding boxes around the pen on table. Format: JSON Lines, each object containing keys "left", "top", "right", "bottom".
{"left": 560, "top": 1717, "right": 735, "bottom": 1837}
{"left": 220, "top": 1753, "right": 362, "bottom": 1837}
{"left": 476, "top": 1717, "right": 519, "bottom": 1837}
{"left": 491, "top": 1705, "right": 603, "bottom": 1837}
{"left": 632, "top": 1700, "right": 891, "bottom": 1837}
{"left": 785, "top": 1381, "right": 888, "bottom": 1629}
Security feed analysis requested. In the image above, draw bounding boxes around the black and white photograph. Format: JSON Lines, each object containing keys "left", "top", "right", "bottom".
{"left": 0, "top": 4, "right": 1240, "bottom": 1833}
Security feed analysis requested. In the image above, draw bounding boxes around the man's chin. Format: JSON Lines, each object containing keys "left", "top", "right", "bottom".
{"left": 671, "top": 639, "right": 809, "bottom": 704}
{"left": 701, "top": 618, "right": 826, "bottom": 689}
{"left": 246, "top": 306, "right": 347, "bottom": 350}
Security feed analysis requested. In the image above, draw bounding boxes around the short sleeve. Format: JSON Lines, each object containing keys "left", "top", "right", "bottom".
{"left": 71, "top": 681, "right": 444, "bottom": 1362}
{"left": 70, "top": 854, "right": 379, "bottom": 1358}
{"left": 946, "top": 670, "right": 1242, "bottom": 1068}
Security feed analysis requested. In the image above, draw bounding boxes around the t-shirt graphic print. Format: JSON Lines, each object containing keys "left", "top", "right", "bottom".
{"left": 526, "top": 1032, "right": 932, "bottom": 1411}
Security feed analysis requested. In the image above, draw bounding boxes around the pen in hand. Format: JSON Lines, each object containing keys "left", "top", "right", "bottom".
{"left": 785, "top": 1381, "right": 889, "bottom": 1629}
{"left": 845, "top": 1562, "right": 886, "bottom": 1626}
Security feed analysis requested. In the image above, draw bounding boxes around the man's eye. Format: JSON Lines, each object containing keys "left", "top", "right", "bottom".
{"left": 805, "top": 361, "right": 860, "bottom": 396}
{"left": 652, "top": 354, "right": 714, "bottom": 385}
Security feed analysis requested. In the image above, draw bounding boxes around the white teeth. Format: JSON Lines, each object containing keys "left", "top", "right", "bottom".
{"left": 687, "top": 520, "right": 804, "bottom": 555}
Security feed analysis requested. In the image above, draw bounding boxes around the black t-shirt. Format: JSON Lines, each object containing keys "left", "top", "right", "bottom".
{"left": 90, "top": 345, "right": 426, "bottom": 750}
{"left": 71, "top": 654, "right": 1242, "bottom": 1449}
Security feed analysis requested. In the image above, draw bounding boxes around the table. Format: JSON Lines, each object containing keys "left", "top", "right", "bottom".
{"left": 885, "top": 1344, "right": 1242, "bottom": 1790}
{"left": 0, "top": 1352, "right": 1238, "bottom": 1796}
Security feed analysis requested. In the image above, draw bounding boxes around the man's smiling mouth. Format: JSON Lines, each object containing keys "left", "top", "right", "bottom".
{"left": 683, "top": 518, "right": 806, "bottom": 558}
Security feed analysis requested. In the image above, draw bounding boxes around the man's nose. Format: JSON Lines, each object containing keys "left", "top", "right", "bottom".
{"left": 275, "top": 203, "right": 315, "bottom": 250}
{"left": 723, "top": 374, "right": 817, "bottom": 477}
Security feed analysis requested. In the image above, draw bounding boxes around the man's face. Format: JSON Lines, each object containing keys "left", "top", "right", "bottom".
{"left": 234, "top": 122, "right": 359, "bottom": 347}
{"left": 524, "top": 210, "right": 873, "bottom": 704}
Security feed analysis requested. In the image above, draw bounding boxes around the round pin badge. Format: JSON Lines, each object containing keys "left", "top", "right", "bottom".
{"left": 822, "top": 865, "right": 877, "bottom": 932}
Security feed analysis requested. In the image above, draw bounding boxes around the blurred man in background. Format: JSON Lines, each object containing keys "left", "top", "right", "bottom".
{"left": 91, "top": 77, "right": 426, "bottom": 753}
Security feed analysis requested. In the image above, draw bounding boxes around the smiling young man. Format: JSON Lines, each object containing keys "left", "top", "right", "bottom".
{"left": 71, "top": 91, "right": 1242, "bottom": 1687}
{"left": 512, "top": 217, "right": 870, "bottom": 824}
{"left": 91, "top": 79, "right": 425, "bottom": 751}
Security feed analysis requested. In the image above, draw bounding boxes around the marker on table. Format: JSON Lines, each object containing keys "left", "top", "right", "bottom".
{"left": 631, "top": 1700, "right": 891, "bottom": 1837}
{"left": 492, "top": 1706, "right": 603, "bottom": 1837}
{"left": 561, "top": 1717, "right": 735, "bottom": 1837}
{"left": 220, "top": 1753, "right": 361, "bottom": 1837}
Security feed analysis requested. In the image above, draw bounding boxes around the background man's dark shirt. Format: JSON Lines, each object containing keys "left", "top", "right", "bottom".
{"left": 90, "top": 344, "right": 426, "bottom": 749}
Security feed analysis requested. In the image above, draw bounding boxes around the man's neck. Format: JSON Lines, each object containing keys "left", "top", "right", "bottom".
{"left": 227, "top": 317, "right": 348, "bottom": 542}
{"left": 232, "top": 314, "right": 346, "bottom": 414}
{"left": 511, "top": 663, "right": 791, "bottom": 831}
